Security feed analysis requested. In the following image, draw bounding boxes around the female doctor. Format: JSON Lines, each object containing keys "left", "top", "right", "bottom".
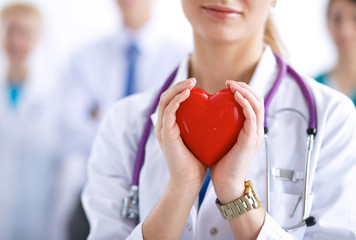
{"left": 82, "top": 0, "right": 356, "bottom": 239}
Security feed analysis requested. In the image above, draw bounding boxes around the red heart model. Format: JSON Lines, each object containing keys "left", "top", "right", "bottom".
{"left": 176, "top": 88, "right": 245, "bottom": 166}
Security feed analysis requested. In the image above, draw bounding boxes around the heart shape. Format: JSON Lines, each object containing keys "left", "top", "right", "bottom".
{"left": 176, "top": 88, "right": 245, "bottom": 166}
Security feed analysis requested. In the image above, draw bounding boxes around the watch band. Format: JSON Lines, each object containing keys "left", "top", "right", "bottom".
{"left": 215, "top": 180, "right": 262, "bottom": 220}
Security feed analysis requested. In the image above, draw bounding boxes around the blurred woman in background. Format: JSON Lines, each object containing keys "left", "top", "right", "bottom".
{"left": 316, "top": 0, "right": 356, "bottom": 106}
{"left": 0, "top": 3, "right": 59, "bottom": 240}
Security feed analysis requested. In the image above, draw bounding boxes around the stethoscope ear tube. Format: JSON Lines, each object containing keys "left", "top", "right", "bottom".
{"left": 265, "top": 54, "right": 318, "bottom": 231}
{"left": 264, "top": 131, "right": 271, "bottom": 214}
{"left": 305, "top": 216, "right": 317, "bottom": 227}
{"left": 301, "top": 133, "right": 316, "bottom": 225}
{"left": 131, "top": 68, "right": 179, "bottom": 187}
{"left": 283, "top": 216, "right": 317, "bottom": 231}
{"left": 307, "top": 128, "right": 317, "bottom": 136}
{"left": 266, "top": 129, "right": 317, "bottom": 232}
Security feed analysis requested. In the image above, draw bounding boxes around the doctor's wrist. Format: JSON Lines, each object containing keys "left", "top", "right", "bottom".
{"left": 168, "top": 179, "right": 202, "bottom": 195}
{"left": 214, "top": 180, "right": 246, "bottom": 204}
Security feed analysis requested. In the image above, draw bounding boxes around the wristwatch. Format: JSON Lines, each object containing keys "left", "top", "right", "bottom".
{"left": 215, "top": 180, "right": 262, "bottom": 220}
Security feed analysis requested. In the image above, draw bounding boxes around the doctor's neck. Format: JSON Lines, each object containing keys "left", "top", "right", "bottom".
{"left": 121, "top": 5, "right": 151, "bottom": 31}
{"left": 190, "top": 32, "right": 264, "bottom": 95}
{"left": 123, "top": 13, "right": 151, "bottom": 31}
{"left": 7, "top": 63, "right": 29, "bottom": 83}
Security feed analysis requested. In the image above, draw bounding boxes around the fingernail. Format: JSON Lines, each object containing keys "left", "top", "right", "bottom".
{"left": 184, "top": 78, "right": 195, "bottom": 84}
{"left": 189, "top": 78, "right": 196, "bottom": 83}
{"left": 230, "top": 82, "right": 239, "bottom": 88}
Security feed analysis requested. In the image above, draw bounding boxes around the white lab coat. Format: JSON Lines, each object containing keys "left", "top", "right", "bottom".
{"left": 82, "top": 46, "right": 356, "bottom": 239}
{"left": 0, "top": 67, "right": 60, "bottom": 240}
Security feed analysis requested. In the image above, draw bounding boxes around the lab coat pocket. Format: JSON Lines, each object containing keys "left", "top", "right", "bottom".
{"left": 270, "top": 191, "right": 314, "bottom": 229}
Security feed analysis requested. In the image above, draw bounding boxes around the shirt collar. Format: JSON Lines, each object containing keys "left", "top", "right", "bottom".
{"left": 150, "top": 46, "right": 280, "bottom": 126}
{"left": 248, "top": 45, "right": 279, "bottom": 98}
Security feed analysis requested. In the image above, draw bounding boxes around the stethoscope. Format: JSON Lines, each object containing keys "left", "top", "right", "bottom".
{"left": 121, "top": 53, "right": 317, "bottom": 232}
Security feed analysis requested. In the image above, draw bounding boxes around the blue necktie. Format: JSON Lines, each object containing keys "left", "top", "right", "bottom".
{"left": 198, "top": 168, "right": 211, "bottom": 209}
{"left": 125, "top": 42, "right": 139, "bottom": 96}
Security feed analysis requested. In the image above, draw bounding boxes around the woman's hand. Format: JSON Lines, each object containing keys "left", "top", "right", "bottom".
{"left": 210, "top": 80, "right": 265, "bottom": 203}
{"left": 154, "top": 78, "right": 207, "bottom": 190}
{"left": 144, "top": 79, "right": 208, "bottom": 240}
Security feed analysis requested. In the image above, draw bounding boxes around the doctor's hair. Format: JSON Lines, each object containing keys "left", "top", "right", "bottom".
{"left": 328, "top": 0, "right": 356, "bottom": 13}
{"left": 264, "top": 16, "right": 284, "bottom": 56}
{"left": 0, "top": 3, "right": 41, "bottom": 23}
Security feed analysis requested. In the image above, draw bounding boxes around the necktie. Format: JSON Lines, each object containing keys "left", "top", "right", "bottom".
{"left": 8, "top": 82, "right": 23, "bottom": 109}
{"left": 125, "top": 42, "right": 139, "bottom": 96}
{"left": 198, "top": 168, "right": 211, "bottom": 209}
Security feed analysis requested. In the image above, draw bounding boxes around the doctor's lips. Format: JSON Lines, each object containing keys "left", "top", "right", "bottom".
{"left": 202, "top": 5, "right": 242, "bottom": 19}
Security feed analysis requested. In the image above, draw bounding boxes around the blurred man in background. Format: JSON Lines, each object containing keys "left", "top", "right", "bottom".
{"left": 58, "top": 0, "right": 190, "bottom": 239}
{"left": 0, "top": 3, "right": 59, "bottom": 240}
{"left": 316, "top": 0, "right": 356, "bottom": 106}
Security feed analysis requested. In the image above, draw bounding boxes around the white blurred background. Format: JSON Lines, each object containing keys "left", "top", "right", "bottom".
{"left": 0, "top": 0, "right": 342, "bottom": 239}
{"left": 0, "top": 0, "right": 336, "bottom": 80}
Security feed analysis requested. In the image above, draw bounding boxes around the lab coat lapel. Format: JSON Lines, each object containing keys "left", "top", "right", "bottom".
{"left": 248, "top": 46, "right": 280, "bottom": 100}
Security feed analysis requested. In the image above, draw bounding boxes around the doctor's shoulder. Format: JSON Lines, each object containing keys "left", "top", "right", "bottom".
{"left": 68, "top": 36, "right": 116, "bottom": 65}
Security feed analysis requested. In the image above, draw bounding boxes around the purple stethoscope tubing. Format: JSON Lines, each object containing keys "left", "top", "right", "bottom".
{"left": 120, "top": 68, "right": 178, "bottom": 221}
{"left": 132, "top": 68, "right": 178, "bottom": 186}
{"left": 266, "top": 54, "right": 317, "bottom": 132}
{"left": 122, "top": 54, "right": 318, "bottom": 229}
{"left": 265, "top": 54, "right": 317, "bottom": 230}
{"left": 133, "top": 54, "right": 317, "bottom": 186}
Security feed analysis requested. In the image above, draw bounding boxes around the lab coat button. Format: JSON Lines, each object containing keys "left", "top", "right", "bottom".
{"left": 186, "top": 223, "right": 192, "bottom": 231}
{"left": 210, "top": 227, "right": 218, "bottom": 236}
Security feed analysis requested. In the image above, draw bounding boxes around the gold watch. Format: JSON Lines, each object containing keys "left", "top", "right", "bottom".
{"left": 215, "top": 180, "right": 262, "bottom": 220}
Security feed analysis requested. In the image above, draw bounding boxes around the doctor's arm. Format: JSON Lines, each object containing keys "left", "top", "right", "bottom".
{"left": 142, "top": 79, "right": 208, "bottom": 240}
{"left": 81, "top": 106, "right": 144, "bottom": 240}
{"left": 209, "top": 82, "right": 266, "bottom": 240}
{"left": 211, "top": 82, "right": 299, "bottom": 240}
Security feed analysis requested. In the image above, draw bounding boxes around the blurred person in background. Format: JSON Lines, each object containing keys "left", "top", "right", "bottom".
{"left": 315, "top": 0, "right": 356, "bottom": 106}
{"left": 57, "top": 0, "right": 190, "bottom": 239}
{"left": 0, "top": 3, "right": 59, "bottom": 240}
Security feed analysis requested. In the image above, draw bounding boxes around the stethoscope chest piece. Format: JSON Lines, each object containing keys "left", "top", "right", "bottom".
{"left": 121, "top": 185, "right": 139, "bottom": 222}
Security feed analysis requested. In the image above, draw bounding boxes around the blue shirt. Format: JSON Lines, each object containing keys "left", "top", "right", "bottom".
{"left": 315, "top": 73, "right": 356, "bottom": 107}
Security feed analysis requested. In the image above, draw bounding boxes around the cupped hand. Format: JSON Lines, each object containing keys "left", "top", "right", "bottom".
{"left": 210, "top": 80, "right": 265, "bottom": 203}
{"left": 154, "top": 78, "right": 207, "bottom": 189}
